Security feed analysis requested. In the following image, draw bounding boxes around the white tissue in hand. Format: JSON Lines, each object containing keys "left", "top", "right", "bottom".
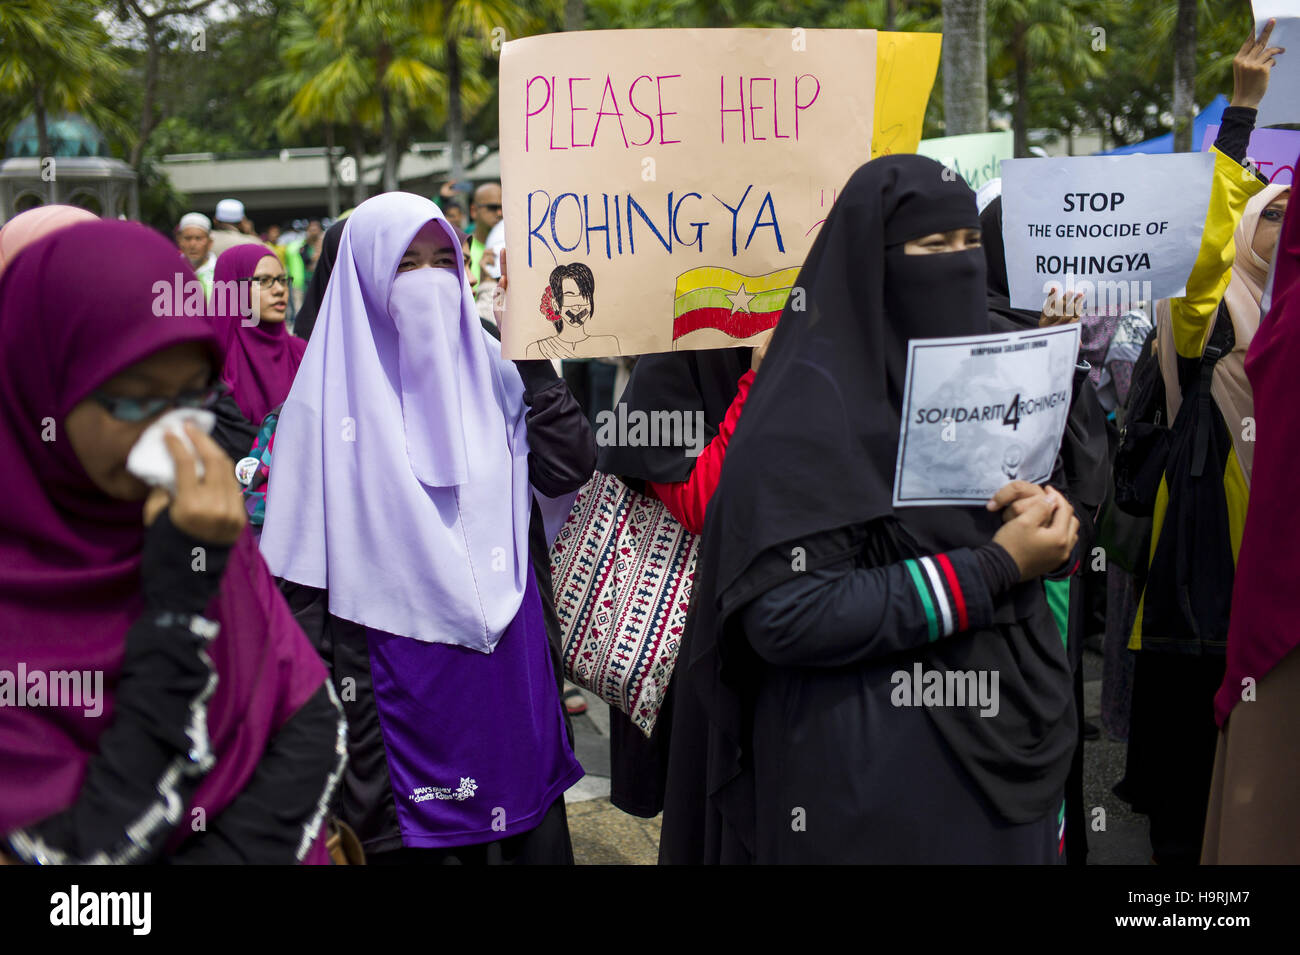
{"left": 125, "top": 408, "right": 215, "bottom": 494}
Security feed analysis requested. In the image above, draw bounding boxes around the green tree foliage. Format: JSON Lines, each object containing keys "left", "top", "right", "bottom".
{"left": 111, "top": 0, "right": 304, "bottom": 158}
{"left": 1087, "top": 0, "right": 1248, "bottom": 149}
{"left": 0, "top": 0, "right": 127, "bottom": 154}
{"left": 987, "top": 0, "right": 1109, "bottom": 155}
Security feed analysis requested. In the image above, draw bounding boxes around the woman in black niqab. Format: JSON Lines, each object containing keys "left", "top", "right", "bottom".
{"left": 658, "top": 156, "right": 1077, "bottom": 864}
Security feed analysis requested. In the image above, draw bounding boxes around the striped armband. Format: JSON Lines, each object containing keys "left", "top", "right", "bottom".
{"left": 902, "top": 554, "right": 970, "bottom": 641}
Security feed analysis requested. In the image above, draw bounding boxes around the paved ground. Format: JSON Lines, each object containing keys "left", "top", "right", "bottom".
{"left": 563, "top": 643, "right": 1152, "bottom": 865}
{"left": 1078, "top": 641, "right": 1151, "bottom": 865}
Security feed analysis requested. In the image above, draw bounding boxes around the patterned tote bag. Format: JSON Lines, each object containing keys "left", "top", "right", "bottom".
{"left": 549, "top": 473, "right": 699, "bottom": 737}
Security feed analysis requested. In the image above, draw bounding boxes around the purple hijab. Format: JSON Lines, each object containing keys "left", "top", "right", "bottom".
{"left": 0, "top": 221, "right": 329, "bottom": 860}
{"left": 209, "top": 244, "right": 306, "bottom": 424}
{"left": 260, "top": 193, "right": 535, "bottom": 652}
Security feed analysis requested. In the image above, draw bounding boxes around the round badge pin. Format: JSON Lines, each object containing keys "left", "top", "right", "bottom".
{"left": 235, "top": 456, "right": 260, "bottom": 486}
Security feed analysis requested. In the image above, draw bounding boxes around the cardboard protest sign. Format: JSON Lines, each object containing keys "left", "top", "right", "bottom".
{"left": 893, "top": 325, "right": 1080, "bottom": 506}
{"left": 872, "top": 31, "right": 941, "bottom": 158}
{"left": 1254, "top": 1, "right": 1300, "bottom": 128}
{"left": 916, "top": 130, "right": 1013, "bottom": 192}
{"left": 498, "top": 29, "right": 878, "bottom": 358}
{"left": 1201, "top": 123, "right": 1299, "bottom": 185}
{"left": 999, "top": 152, "right": 1215, "bottom": 313}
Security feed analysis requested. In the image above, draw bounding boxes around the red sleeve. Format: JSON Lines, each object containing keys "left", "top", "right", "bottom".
{"left": 646, "top": 369, "right": 754, "bottom": 534}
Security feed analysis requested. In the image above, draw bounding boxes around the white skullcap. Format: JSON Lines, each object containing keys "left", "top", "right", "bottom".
{"left": 215, "top": 198, "right": 245, "bottom": 223}
{"left": 178, "top": 212, "right": 211, "bottom": 233}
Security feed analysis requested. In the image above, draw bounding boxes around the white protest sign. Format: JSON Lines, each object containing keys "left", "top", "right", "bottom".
{"left": 892, "top": 325, "right": 1081, "bottom": 507}
{"left": 999, "top": 152, "right": 1215, "bottom": 313}
{"left": 1254, "top": 1, "right": 1300, "bottom": 128}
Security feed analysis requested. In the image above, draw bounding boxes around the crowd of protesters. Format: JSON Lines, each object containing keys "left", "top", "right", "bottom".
{"left": 0, "top": 22, "right": 1295, "bottom": 866}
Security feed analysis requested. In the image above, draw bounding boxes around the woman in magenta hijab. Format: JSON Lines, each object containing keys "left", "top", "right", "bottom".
{"left": 1202, "top": 181, "right": 1300, "bottom": 864}
{"left": 207, "top": 244, "right": 307, "bottom": 457}
{"left": 0, "top": 220, "right": 343, "bottom": 864}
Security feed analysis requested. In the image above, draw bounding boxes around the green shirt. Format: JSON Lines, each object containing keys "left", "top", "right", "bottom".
{"left": 283, "top": 238, "right": 307, "bottom": 289}
{"left": 470, "top": 236, "right": 487, "bottom": 284}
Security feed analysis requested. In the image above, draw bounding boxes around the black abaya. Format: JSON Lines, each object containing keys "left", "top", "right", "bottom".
{"left": 597, "top": 348, "right": 751, "bottom": 818}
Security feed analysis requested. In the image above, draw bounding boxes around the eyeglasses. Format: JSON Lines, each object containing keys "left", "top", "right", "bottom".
{"left": 91, "top": 382, "right": 229, "bottom": 423}
{"left": 248, "top": 274, "right": 291, "bottom": 290}
{"left": 477, "top": 204, "right": 502, "bottom": 213}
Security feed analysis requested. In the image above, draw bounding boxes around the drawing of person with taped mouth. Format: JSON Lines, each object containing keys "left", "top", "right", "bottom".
{"left": 526, "top": 262, "right": 620, "bottom": 359}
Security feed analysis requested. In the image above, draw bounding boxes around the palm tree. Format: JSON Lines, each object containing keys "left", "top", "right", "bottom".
{"left": 257, "top": 8, "right": 363, "bottom": 214}
{"left": 1060, "top": 0, "right": 1246, "bottom": 151}
{"left": 565, "top": 0, "right": 585, "bottom": 30}
{"left": 0, "top": 0, "right": 124, "bottom": 161}
{"left": 0, "top": 0, "right": 58, "bottom": 156}
{"left": 115, "top": 0, "right": 219, "bottom": 170}
{"left": 412, "top": 0, "right": 531, "bottom": 184}
{"left": 942, "top": 0, "right": 988, "bottom": 135}
{"left": 265, "top": 0, "right": 448, "bottom": 198}
{"left": 312, "top": 0, "right": 448, "bottom": 193}
{"left": 1172, "top": 0, "right": 1197, "bottom": 151}
{"left": 988, "top": 0, "right": 1109, "bottom": 156}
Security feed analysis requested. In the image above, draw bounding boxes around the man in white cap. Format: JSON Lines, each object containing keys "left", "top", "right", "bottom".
{"left": 176, "top": 212, "right": 217, "bottom": 298}
{"left": 210, "top": 198, "right": 266, "bottom": 257}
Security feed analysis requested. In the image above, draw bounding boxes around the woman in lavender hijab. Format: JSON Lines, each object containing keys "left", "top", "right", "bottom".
{"left": 260, "top": 192, "right": 596, "bottom": 863}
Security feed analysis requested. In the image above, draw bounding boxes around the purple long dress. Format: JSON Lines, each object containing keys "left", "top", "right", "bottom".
{"left": 366, "top": 564, "right": 582, "bottom": 848}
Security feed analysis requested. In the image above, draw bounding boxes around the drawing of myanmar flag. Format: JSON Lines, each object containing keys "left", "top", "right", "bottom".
{"left": 672, "top": 266, "right": 800, "bottom": 343}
